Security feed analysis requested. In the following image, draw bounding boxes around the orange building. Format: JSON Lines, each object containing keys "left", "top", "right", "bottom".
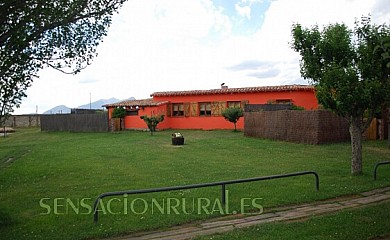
{"left": 104, "top": 85, "right": 318, "bottom": 130}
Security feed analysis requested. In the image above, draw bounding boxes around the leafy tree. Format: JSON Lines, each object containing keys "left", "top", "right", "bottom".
{"left": 0, "top": 0, "right": 127, "bottom": 126}
{"left": 373, "top": 34, "right": 390, "bottom": 141}
{"left": 291, "top": 17, "right": 390, "bottom": 175}
{"left": 112, "top": 107, "right": 126, "bottom": 119}
{"left": 140, "top": 114, "right": 165, "bottom": 136}
{"left": 222, "top": 107, "right": 243, "bottom": 131}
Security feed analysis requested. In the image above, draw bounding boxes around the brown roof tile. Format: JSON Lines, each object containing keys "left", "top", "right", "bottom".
{"left": 103, "top": 98, "right": 168, "bottom": 108}
{"left": 150, "top": 85, "right": 314, "bottom": 97}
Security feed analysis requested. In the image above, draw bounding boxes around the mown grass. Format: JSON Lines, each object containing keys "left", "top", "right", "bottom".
{"left": 0, "top": 128, "right": 389, "bottom": 239}
{"left": 196, "top": 201, "right": 390, "bottom": 240}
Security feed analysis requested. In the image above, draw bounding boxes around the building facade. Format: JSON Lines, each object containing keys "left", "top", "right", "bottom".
{"left": 104, "top": 85, "right": 318, "bottom": 130}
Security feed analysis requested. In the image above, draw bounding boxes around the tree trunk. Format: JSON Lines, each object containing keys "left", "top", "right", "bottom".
{"left": 349, "top": 117, "right": 363, "bottom": 175}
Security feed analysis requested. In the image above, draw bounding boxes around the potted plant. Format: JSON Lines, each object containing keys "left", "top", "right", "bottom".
{"left": 172, "top": 132, "right": 184, "bottom": 145}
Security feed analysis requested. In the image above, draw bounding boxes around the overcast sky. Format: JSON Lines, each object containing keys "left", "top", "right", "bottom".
{"left": 15, "top": 0, "right": 390, "bottom": 114}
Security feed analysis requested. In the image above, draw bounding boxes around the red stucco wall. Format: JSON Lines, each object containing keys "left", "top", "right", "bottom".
{"left": 153, "top": 91, "right": 318, "bottom": 110}
{"left": 123, "top": 105, "right": 168, "bottom": 130}
{"left": 112, "top": 89, "right": 318, "bottom": 131}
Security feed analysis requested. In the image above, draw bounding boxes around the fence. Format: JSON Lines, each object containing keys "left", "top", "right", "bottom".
{"left": 93, "top": 171, "right": 319, "bottom": 223}
{"left": 71, "top": 108, "right": 105, "bottom": 114}
{"left": 41, "top": 113, "right": 108, "bottom": 132}
{"left": 244, "top": 110, "right": 350, "bottom": 144}
{"left": 373, "top": 161, "right": 390, "bottom": 180}
{"left": 366, "top": 118, "right": 378, "bottom": 140}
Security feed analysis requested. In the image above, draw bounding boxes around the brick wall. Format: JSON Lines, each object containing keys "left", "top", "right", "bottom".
{"left": 4, "top": 115, "right": 40, "bottom": 127}
{"left": 244, "top": 110, "right": 350, "bottom": 144}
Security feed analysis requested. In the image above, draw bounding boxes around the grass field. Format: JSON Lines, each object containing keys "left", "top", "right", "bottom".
{"left": 196, "top": 201, "right": 390, "bottom": 240}
{"left": 0, "top": 128, "right": 389, "bottom": 239}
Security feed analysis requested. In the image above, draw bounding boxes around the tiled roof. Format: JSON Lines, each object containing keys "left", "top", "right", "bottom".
{"left": 103, "top": 98, "right": 168, "bottom": 108}
{"left": 151, "top": 85, "right": 315, "bottom": 97}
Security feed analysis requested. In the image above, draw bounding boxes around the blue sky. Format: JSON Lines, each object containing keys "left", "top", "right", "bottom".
{"left": 15, "top": 0, "right": 390, "bottom": 114}
{"left": 213, "top": 0, "right": 270, "bottom": 35}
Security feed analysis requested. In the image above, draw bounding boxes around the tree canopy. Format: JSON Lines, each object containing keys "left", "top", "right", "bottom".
{"left": 222, "top": 107, "right": 244, "bottom": 131}
{"left": 140, "top": 114, "right": 165, "bottom": 136}
{"left": 112, "top": 107, "right": 126, "bottom": 119}
{"left": 0, "top": 0, "right": 127, "bottom": 125}
{"left": 291, "top": 16, "right": 390, "bottom": 175}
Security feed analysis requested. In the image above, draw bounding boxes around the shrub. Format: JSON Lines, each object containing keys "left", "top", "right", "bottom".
{"left": 140, "top": 114, "right": 165, "bottom": 135}
{"left": 222, "top": 107, "right": 243, "bottom": 131}
{"left": 290, "top": 104, "right": 305, "bottom": 110}
{"left": 112, "top": 107, "right": 126, "bottom": 118}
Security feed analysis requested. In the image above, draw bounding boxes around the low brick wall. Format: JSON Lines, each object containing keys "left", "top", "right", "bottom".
{"left": 4, "top": 115, "right": 40, "bottom": 127}
{"left": 244, "top": 110, "right": 350, "bottom": 144}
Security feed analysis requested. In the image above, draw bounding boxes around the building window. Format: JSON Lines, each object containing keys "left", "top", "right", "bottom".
{"left": 275, "top": 99, "right": 292, "bottom": 104}
{"left": 227, "top": 101, "right": 241, "bottom": 108}
{"left": 199, "top": 102, "right": 211, "bottom": 116}
{"left": 172, "top": 103, "right": 184, "bottom": 116}
{"left": 126, "top": 110, "right": 138, "bottom": 116}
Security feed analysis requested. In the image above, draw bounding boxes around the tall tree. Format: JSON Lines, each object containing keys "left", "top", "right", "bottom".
{"left": 0, "top": 0, "right": 127, "bottom": 125}
{"left": 291, "top": 17, "right": 390, "bottom": 175}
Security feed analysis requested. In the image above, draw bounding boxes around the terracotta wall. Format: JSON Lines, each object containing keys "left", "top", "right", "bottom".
{"left": 119, "top": 90, "right": 318, "bottom": 130}
{"left": 151, "top": 90, "right": 318, "bottom": 130}
{"left": 122, "top": 105, "right": 243, "bottom": 130}
{"left": 153, "top": 91, "right": 318, "bottom": 110}
{"left": 122, "top": 105, "right": 168, "bottom": 130}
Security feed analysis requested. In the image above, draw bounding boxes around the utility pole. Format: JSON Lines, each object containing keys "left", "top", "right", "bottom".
{"left": 89, "top": 92, "right": 92, "bottom": 110}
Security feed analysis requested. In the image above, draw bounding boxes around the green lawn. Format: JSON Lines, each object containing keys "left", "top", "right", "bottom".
{"left": 196, "top": 201, "right": 390, "bottom": 240}
{"left": 0, "top": 128, "right": 389, "bottom": 239}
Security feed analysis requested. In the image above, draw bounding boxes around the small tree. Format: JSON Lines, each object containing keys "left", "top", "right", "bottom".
{"left": 112, "top": 107, "right": 126, "bottom": 118}
{"left": 140, "top": 114, "right": 165, "bottom": 136}
{"left": 291, "top": 16, "right": 390, "bottom": 175}
{"left": 222, "top": 107, "right": 243, "bottom": 131}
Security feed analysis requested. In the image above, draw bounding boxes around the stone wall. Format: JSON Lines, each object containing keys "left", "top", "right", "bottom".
{"left": 3, "top": 115, "right": 40, "bottom": 127}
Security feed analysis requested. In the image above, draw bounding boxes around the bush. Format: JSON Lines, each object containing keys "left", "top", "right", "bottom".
{"left": 222, "top": 107, "right": 243, "bottom": 131}
{"left": 140, "top": 114, "right": 164, "bottom": 135}
{"left": 290, "top": 104, "right": 305, "bottom": 110}
{"left": 112, "top": 107, "right": 126, "bottom": 118}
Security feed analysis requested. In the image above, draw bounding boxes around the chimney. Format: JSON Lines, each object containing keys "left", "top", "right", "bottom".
{"left": 221, "top": 83, "right": 228, "bottom": 89}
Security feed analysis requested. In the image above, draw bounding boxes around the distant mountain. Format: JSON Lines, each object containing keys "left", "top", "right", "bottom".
{"left": 43, "top": 97, "right": 135, "bottom": 114}
{"left": 77, "top": 98, "right": 121, "bottom": 109}
{"left": 43, "top": 105, "right": 71, "bottom": 114}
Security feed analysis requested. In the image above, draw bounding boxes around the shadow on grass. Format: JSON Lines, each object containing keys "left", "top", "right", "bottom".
{"left": 0, "top": 206, "right": 16, "bottom": 229}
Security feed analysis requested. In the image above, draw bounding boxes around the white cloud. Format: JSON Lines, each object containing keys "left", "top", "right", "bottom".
{"left": 235, "top": 4, "right": 251, "bottom": 19}
{"left": 232, "top": 0, "right": 383, "bottom": 83}
{"left": 247, "top": 68, "right": 280, "bottom": 78}
{"left": 372, "top": 0, "right": 390, "bottom": 24}
{"left": 228, "top": 60, "right": 269, "bottom": 71}
{"left": 15, "top": 0, "right": 390, "bottom": 114}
